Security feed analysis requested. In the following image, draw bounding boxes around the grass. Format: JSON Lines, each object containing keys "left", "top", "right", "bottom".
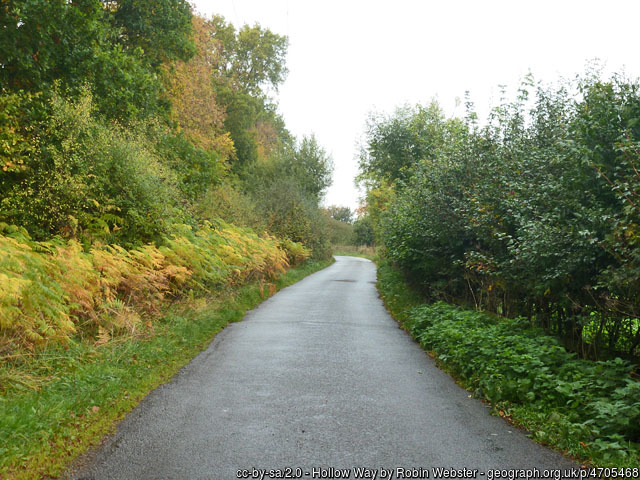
{"left": 332, "top": 244, "right": 378, "bottom": 260}
{"left": 0, "top": 258, "right": 333, "bottom": 480}
{"left": 375, "top": 258, "right": 640, "bottom": 469}
{"left": 375, "top": 258, "right": 423, "bottom": 324}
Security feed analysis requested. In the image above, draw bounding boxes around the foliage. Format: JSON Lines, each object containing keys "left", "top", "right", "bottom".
{"left": 208, "top": 14, "right": 288, "bottom": 97}
{"left": 405, "top": 302, "right": 640, "bottom": 466}
{"left": 1, "top": 5, "right": 331, "bottom": 260}
{"left": 0, "top": 90, "right": 183, "bottom": 244}
{"left": 358, "top": 101, "right": 448, "bottom": 185}
{"left": 1, "top": 0, "right": 109, "bottom": 91}
{"left": 0, "top": 218, "right": 305, "bottom": 351}
{"left": 375, "top": 258, "right": 431, "bottom": 324}
{"left": 109, "top": 0, "right": 195, "bottom": 67}
{"left": 325, "top": 216, "right": 354, "bottom": 245}
{"left": 0, "top": 257, "right": 332, "bottom": 479}
{"left": 360, "top": 72, "right": 640, "bottom": 359}
{"left": 288, "top": 135, "right": 334, "bottom": 202}
{"left": 242, "top": 135, "right": 334, "bottom": 259}
{"left": 358, "top": 181, "right": 395, "bottom": 246}
{"left": 154, "top": 130, "right": 227, "bottom": 204}
{"left": 196, "top": 183, "right": 265, "bottom": 230}
{"left": 0, "top": 0, "right": 192, "bottom": 121}
{"left": 376, "top": 259, "right": 639, "bottom": 467}
{"left": 325, "top": 205, "right": 354, "bottom": 224}
{"left": 249, "top": 177, "right": 331, "bottom": 260}
{"left": 161, "top": 14, "right": 233, "bottom": 159}
{"left": 250, "top": 135, "right": 333, "bottom": 202}
{"left": 0, "top": 4, "right": 333, "bottom": 350}
{"left": 206, "top": 14, "right": 290, "bottom": 173}
{"left": 352, "top": 215, "right": 375, "bottom": 246}
{"left": 0, "top": 225, "right": 74, "bottom": 347}
{"left": 279, "top": 238, "right": 311, "bottom": 266}
{"left": 0, "top": 91, "right": 40, "bottom": 176}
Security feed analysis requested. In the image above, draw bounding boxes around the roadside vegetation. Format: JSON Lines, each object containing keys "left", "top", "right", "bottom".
{"left": 361, "top": 71, "right": 640, "bottom": 467}
{"left": 0, "top": 258, "right": 332, "bottom": 479}
{"left": 377, "top": 260, "right": 639, "bottom": 467}
{"left": 1, "top": 1, "right": 334, "bottom": 477}
{"left": 323, "top": 205, "right": 378, "bottom": 259}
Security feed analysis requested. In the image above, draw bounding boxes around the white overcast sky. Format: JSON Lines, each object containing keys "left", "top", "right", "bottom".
{"left": 192, "top": 0, "right": 640, "bottom": 210}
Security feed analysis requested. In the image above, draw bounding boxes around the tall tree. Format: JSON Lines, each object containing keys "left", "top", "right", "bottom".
{"left": 0, "top": 0, "right": 108, "bottom": 91}
{"left": 162, "top": 14, "right": 232, "bottom": 159}
{"left": 0, "top": 0, "right": 195, "bottom": 121}
{"left": 358, "top": 101, "right": 447, "bottom": 186}
{"left": 209, "top": 14, "right": 288, "bottom": 96}
{"left": 326, "top": 205, "right": 354, "bottom": 224}
{"left": 208, "top": 15, "right": 289, "bottom": 171}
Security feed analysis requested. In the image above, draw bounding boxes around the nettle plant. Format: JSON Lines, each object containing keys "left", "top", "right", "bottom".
{"left": 405, "top": 303, "right": 640, "bottom": 464}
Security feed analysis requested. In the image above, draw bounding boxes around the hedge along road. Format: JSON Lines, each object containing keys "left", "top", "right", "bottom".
{"left": 69, "top": 256, "right": 577, "bottom": 480}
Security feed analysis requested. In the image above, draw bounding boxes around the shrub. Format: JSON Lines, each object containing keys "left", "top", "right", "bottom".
{"left": 0, "top": 90, "right": 184, "bottom": 245}
{"left": 325, "top": 217, "right": 354, "bottom": 245}
{"left": 196, "top": 184, "right": 265, "bottom": 231}
{"left": 352, "top": 215, "right": 375, "bottom": 246}
{"left": 361, "top": 73, "right": 640, "bottom": 358}
{"left": 279, "top": 239, "right": 311, "bottom": 266}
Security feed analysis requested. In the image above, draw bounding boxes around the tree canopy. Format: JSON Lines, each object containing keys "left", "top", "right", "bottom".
{"left": 0, "top": 2, "right": 333, "bottom": 258}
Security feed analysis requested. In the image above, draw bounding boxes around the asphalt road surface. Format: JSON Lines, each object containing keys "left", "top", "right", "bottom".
{"left": 69, "top": 256, "right": 577, "bottom": 480}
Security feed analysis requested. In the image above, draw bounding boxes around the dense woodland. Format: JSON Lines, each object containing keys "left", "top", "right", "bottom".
{"left": 0, "top": 0, "right": 336, "bottom": 349}
{"left": 358, "top": 72, "right": 640, "bottom": 361}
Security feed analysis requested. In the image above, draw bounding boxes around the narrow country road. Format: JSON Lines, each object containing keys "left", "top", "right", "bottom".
{"left": 69, "top": 256, "right": 576, "bottom": 480}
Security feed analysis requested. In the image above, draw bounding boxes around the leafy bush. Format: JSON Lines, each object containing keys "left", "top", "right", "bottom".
{"left": 0, "top": 91, "right": 41, "bottom": 176}
{"left": 196, "top": 184, "right": 266, "bottom": 231}
{"left": 352, "top": 215, "right": 375, "bottom": 246}
{"left": 279, "top": 238, "right": 311, "bottom": 266}
{"left": 154, "top": 131, "right": 227, "bottom": 203}
{"left": 239, "top": 135, "right": 334, "bottom": 259}
{"left": 250, "top": 177, "right": 331, "bottom": 259}
{"left": 325, "top": 216, "right": 354, "bottom": 245}
{"left": 405, "top": 302, "right": 640, "bottom": 464}
{"left": 0, "top": 91, "right": 184, "bottom": 245}
{"left": 360, "top": 72, "right": 640, "bottom": 358}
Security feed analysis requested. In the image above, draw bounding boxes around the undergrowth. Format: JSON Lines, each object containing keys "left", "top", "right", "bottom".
{"left": 0, "top": 258, "right": 332, "bottom": 479}
{"left": 0, "top": 219, "right": 309, "bottom": 352}
{"left": 376, "top": 259, "right": 640, "bottom": 469}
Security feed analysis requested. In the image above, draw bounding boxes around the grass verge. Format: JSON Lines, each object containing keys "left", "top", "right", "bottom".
{"left": 0, "top": 258, "right": 333, "bottom": 480}
{"left": 376, "top": 258, "right": 640, "bottom": 469}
